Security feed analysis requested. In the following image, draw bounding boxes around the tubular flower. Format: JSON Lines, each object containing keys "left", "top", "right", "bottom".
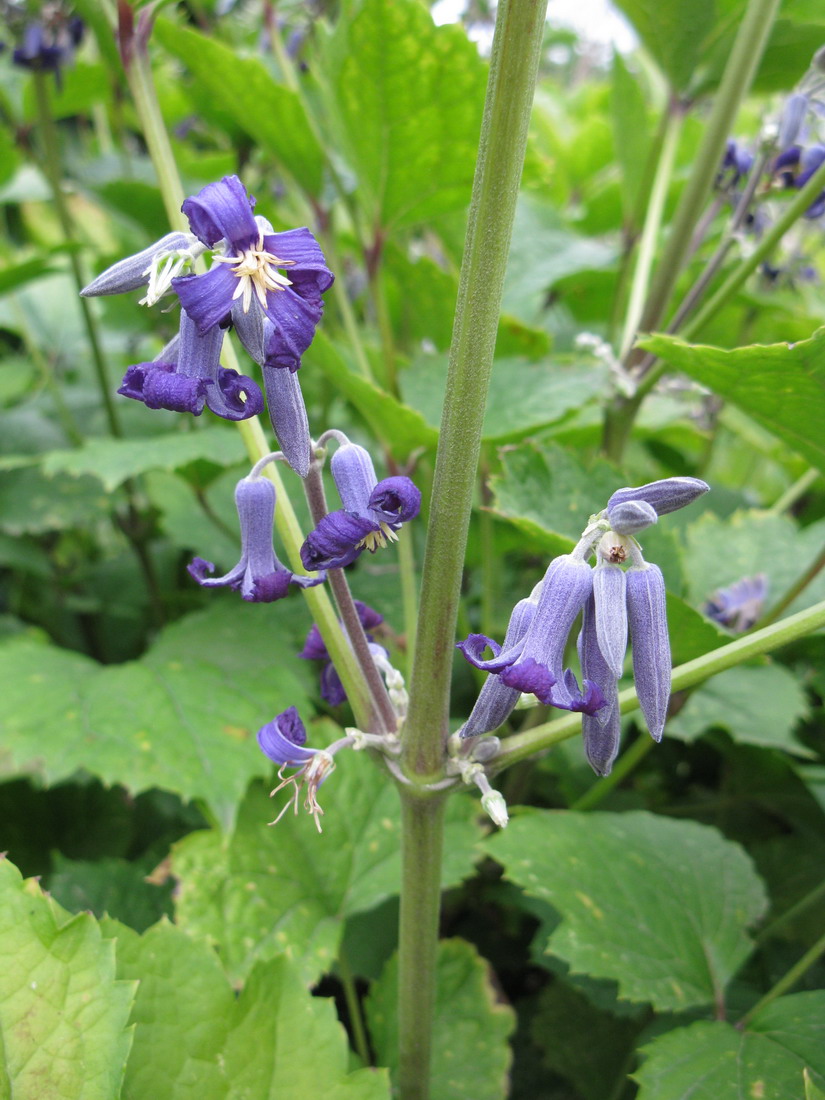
{"left": 188, "top": 475, "right": 325, "bottom": 602}
{"left": 704, "top": 574, "right": 768, "bottom": 633}
{"left": 458, "top": 475, "right": 710, "bottom": 773}
{"left": 300, "top": 601, "right": 384, "bottom": 706}
{"left": 301, "top": 442, "right": 422, "bottom": 571}
{"left": 172, "top": 175, "right": 333, "bottom": 372}
{"left": 257, "top": 707, "right": 335, "bottom": 832}
{"left": 118, "top": 310, "right": 264, "bottom": 421}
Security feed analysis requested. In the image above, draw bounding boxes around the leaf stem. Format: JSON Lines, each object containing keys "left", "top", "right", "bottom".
{"left": 570, "top": 733, "right": 653, "bottom": 811}
{"left": 493, "top": 598, "right": 825, "bottom": 771}
{"left": 740, "top": 927, "right": 825, "bottom": 1028}
{"left": 769, "top": 469, "right": 821, "bottom": 517}
{"left": 337, "top": 949, "right": 372, "bottom": 1067}
{"left": 618, "top": 101, "right": 684, "bottom": 360}
{"left": 755, "top": 879, "right": 825, "bottom": 947}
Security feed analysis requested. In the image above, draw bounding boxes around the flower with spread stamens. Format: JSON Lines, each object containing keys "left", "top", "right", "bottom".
{"left": 257, "top": 707, "right": 335, "bottom": 832}
{"left": 301, "top": 442, "right": 421, "bottom": 571}
{"left": 172, "top": 176, "right": 333, "bottom": 372}
{"left": 188, "top": 475, "right": 324, "bottom": 601}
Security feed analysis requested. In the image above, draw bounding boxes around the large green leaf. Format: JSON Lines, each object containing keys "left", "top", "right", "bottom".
{"left": 611, "top": 0, "right": 716, "bottom": 91}
{"left": 634, "top": 993, "right": 825, "bottom": 1099}
{"left": 640, "top": 331, "right": 825, "bottom": 475}
{"left": 669, "top": 664, "right": 812, "bottom": 755}
{"left": 327, "top": 0, "right": 486, "bottom": 230}
{"left": 485, "top": 810, "right": 768, "bottom": 1011}
{"left": 40, "top": 428, "right": 246, "bottom": 491}
{"left": 0, "top": 858, "right": 135, "bottom": 1100}
{"left": 400, "top": 354, "right": 608, "bottom": 444}
{"left": 154, "top": 19, "right": 325, "bottom": 196}
{"left": 0, "top": 601, "right": 314, "bottom": 830}
{"left": 366, "top": 939, "right": 515, "bottom": 1100}
{"left": 171, "top": 765, "right": 482, "bottom": 985}
{"left": 104, "top": 919, "right": 390, "bottom": 1099}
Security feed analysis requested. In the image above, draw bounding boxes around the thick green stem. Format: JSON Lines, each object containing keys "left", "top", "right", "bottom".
{"left": 493, "top": 598, "right": 825, "bottom": 771}
{"left": 397, "top": 524, "right": 419, "bottom": 678}
{"left": 403, "top": 0, "right": 548, "bottom": 779}
{"left": 395, "top": 3, "right": 547, "bottom": 1095}
{"left": 396, "top": 794, "right": 447, "bottom": 1100}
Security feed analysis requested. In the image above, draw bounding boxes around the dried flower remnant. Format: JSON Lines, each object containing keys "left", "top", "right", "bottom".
{"left": 257, "top": 707, "right": 336, "bottom": 833}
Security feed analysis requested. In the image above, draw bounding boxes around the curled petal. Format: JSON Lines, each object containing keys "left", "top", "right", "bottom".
{"left": 208, "top": 367, "right": 264, "bottom": 422}
{"left": 257, "top": 706, "right": 318, "bottom": 766}
{"left": 182, "top": 174, "right": 258, "bottom": 248}
{"left": 552, "top": 670, "right": 606, "bottom": 715}
{"left": 369, "top": 477, "right": 422, "bottom": 523}
{"left": 118, "top": 362, "right": 207, "bottom": 415}
{"left": 300, "top": 511, "right": 377, "bottom": 571}
{"left": 187, "top": 555, "right": 244, "bottom": 589}
{"left": 499, "top": 658, "right": 556, "bottom": 704}
{"left": 456, "top": 633, "right": 522, "bottom": 673}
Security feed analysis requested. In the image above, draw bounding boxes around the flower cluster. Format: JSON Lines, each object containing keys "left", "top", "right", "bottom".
{"left": 301, "top": 440, "right": 421, "bottom": 570}
{"left": 704, "top": 574, "right": 767, "bottom": 633}
{"left": 81, "top": 175, "right": 333, "bottom": 476}
{"left": 3, "top": 3, "right": 83, "bottom": 84}
{"left": 458, "top": 477, "right": 709, "bottom": 776}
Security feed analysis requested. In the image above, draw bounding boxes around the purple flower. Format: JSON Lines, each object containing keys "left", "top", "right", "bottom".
{"left": 300, "top": 601, "right": 384, "bottom": 706}
{"left": 607, "top": 476, "right": 709, "bottom": 518}
{"left": 606, "top": 499, "right": 658, "bottom": 535}
{"left": 11, "top": 14, "right": 83, "bottom": 83}
{"left": 578, "top": 593, "right": 622, "bottom": 777}
{"left": 458, "top": 596, "right": 538, "bottom": 739}
{"left": 188, "top": 476, "right": 325, "bottom": 602}
{"left": 118, "top": 310, "right": 264, "bottom": 421}
{"left": 704, "top": 574, "right": 767, "bottom": 633}
{"left": 459, "top": 555, "right": 606, "bottom": 716}
{"left": 301, "top": 443, "right": 421, "bottom": 571}
{"left": 257, "top": 706, "right": 318, "bottom": 766}
{"left": 719, "top": 139, "right": 753, "bottom": 187}
{"left": 172, "top": 176, "right": 333, "bottom": 372}
{"left": 778, "top": 93, "right": 809, "bottom": 149}
{"left": 626, "top": 564, "right": 670, "bottom": 742}
{"left": 592, "top": 560, "right": 628, "bottom": 679}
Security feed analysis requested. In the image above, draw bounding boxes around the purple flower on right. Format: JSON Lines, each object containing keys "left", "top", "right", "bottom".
{"left": 458, "top": 476, "right": 709, "bottom": 776}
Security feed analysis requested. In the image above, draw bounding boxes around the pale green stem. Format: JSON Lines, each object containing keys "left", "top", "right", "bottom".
{"left": 395, "top": 1, "right": 548, "bottom": 1095}
{"left": 769, "top": 469, "right": 821, "bottom": 516}
{"left": 493, "top": 598, "right": 825, "bottom": 772}
{"left": 337, "top": 950, "right": 372, "bottom": 1067}
{"left": 397, "top": 525, "right": 419, "bottom": 678}
{"left": 740, "top": 928, "right": 825, "bottom": 1027}
{"left": 123, "top": 31, "right": 376, "bottom": 729}
{"left": 570, "top": 733, "right": 653, "bottom": 811}
{"left": 618, "top": 103, "right": 684, "bottom": 360}
{"left": 754, "top": 879, "right": 825, "bottom": 946}
{"left": 321, "top": 232, "right": 375, "bottom": 381}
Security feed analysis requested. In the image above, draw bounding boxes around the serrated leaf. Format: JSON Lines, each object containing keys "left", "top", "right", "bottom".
{"left": 103, "top": 919, "right": 391, "bottom": 1099}
{"left": 328, "top": 0, "right": 486, "bottom": 230}
{"left": 634, "top": 992, "right": 825, "bottom": 1099}
{"left": 40, "top": 428, "right": 246, "bottom": 491}
{"left": 49, "top": 854, "right": 173, "bottom": 934}
{"left": 0, "top": 600, "right": 314, "bottom": 831}
{"left": 154, "top": 18, "right": 324, "bottom": 196}
{"left": 366, "top": 939, "right": 515, "bottom": 1100}
{"left": 171, "top": 765, "right": 482, "bottom": 985}
{"left": 0, "top": 857, "right": 135, "bottom": 1100}
{"left": 485, "top": 810, "right": 768, "bottom": 1011}
{"left": 669, "top": 664, "right": 812, "bottom": 755}
{"left": 639, "top": 331, "right": 825, "bottom": 474}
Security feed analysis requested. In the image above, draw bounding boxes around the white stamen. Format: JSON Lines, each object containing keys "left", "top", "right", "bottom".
{"left": 214, "top": 230, "right": 294, "bottom": 314}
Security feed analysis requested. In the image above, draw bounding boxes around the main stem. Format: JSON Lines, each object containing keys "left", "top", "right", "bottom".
{"left": 396, "top": 1, "right": 548, "bottom": 1095}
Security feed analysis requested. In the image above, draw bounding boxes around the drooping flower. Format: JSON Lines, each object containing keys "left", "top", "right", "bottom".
{"left": 300, "top": 601, "right": 384, "bottom": 706}
{"left": 188, "top": 475, "right": 325, "bottom": 601}
{"left": 301, "top": 442, "right": 421, "bottom": 571}
{"left": 172, "top": 176, "right": 333, "bottom": 372}
{"left": 118, "top": 309, "right": 264, "bottom": 421}
{"left": 626, "top": 563, "right": 671, "bottom": 742}
{"left": 578, "top": 593, "right": 622, "bottom": 777}
{"left": 9, "top": 10, "right": 84, "bottom": 84}
{"left": 257, "top": 706, "right": 335, "bottom": 832}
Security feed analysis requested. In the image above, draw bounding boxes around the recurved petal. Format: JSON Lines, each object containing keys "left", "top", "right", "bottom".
{"left": 626, "top": 563, "right": 671, "bottom": 741}
{"left": 369, "top": 477, "right": 421, "bottom": 523}
{"left": 257, "top": 706, "right": 317, "bottom": 766}
{"left": 300, "top": 510, "right": 376, "bottom": 571}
